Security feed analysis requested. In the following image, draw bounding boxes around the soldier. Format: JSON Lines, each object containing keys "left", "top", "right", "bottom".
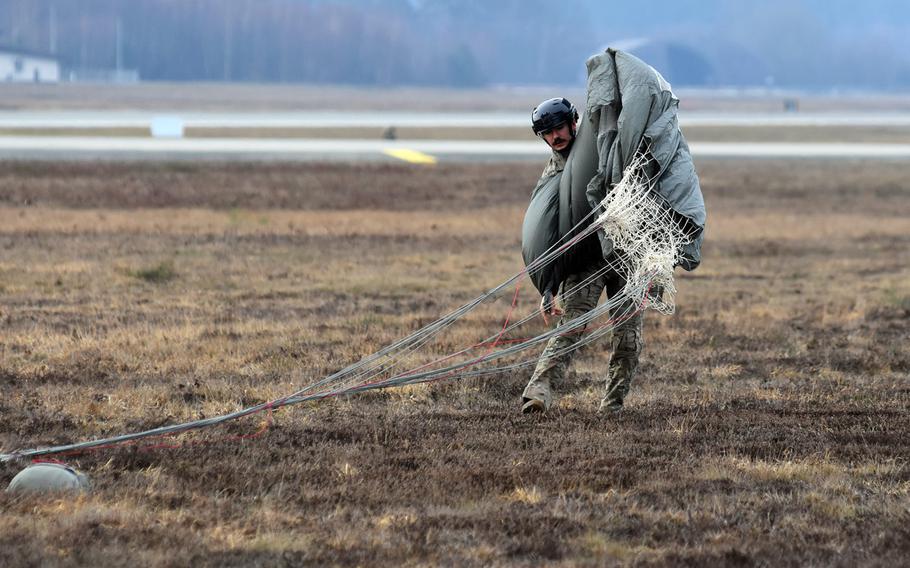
{"left": 521, "top": 97, "right": 643, "bottom": 415}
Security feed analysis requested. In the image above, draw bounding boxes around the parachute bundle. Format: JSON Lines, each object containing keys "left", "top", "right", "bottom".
{"left": 0, "top": 148, "right": 697, "bottom": 464}
{"left": 595, "top": 147, "right": 697, "bottom": 315}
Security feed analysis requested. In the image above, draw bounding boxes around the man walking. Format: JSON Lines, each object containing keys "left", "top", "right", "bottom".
{"left": 521, "top": 97, "right": 643, "bottom": 415}
{"left": 520, "top": 49, "right": 706, "bottom": 415}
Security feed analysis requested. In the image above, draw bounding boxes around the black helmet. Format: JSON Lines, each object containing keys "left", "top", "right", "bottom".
{"left": 531, "top": 97, "right": 578, "bottom": 136}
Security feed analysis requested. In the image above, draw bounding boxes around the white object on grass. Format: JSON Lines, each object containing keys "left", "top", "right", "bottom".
{"left": 6, "top": 463, "right": 90, "bottom": 494}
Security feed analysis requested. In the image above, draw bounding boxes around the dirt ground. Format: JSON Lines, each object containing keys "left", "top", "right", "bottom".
{"left": 0, "top": 158, "right": 908, "bottom": 566}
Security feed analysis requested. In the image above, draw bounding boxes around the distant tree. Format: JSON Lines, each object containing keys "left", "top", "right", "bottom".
{"left": 0, "top": 0, "right": 907, "bottom": 88}
{"left": 445, "top": 45, "right": 486, "bottom": 87}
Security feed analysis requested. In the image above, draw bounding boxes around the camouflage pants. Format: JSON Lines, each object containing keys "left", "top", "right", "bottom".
{"left": 522, "top": 262, "right": 643, "bottom": 408}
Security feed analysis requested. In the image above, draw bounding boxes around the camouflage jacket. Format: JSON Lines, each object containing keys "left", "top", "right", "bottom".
{"left": 539, "top": 148, "right": 567, "bottom": 182}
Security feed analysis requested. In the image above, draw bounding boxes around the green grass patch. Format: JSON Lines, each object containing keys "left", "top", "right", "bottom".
{"left": 128, "top": 260, "right": 177, "bottom": 283}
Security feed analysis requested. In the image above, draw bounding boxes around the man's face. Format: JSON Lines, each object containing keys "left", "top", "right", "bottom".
{"left": 540, "top": 121, "right": 575, "bottom": 152}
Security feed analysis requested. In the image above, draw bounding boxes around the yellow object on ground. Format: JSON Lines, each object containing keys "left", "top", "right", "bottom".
{"left": 383, "top": 148, "right": 437, "bottom": 164}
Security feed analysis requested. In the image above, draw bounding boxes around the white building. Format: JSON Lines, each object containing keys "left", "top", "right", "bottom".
{"left": 0, "top": 46, "right": 60, "bottom": 83}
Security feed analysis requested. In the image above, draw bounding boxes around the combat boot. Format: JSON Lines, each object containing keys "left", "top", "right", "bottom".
{"left": 600, "top": 358, "right": 635, "bottom": 412}
{"left": 599, "top": 319, "right": 642, "bottom": 413}
{"left": 521, "top": 375, "right": 552, "bottom": 413}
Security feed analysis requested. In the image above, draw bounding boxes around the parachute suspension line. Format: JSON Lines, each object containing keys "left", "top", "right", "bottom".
{"left": 0, "top": 147, "right": 694, "bottom": 464}
{"left": 0, "top": 220, "right": 604, "bottom": 462}
{"left": 311, "top": 144, "right": 693, "bottom": 399}
{"left": 337, "top": 287, "right": 651, "bottom": 394}
{"left": 278, "top": 197, "right": 616, "bottom": 401}
{"left": 277, "top": 194, "right": 608, "bottom": 403}
{"left": 339, "top": 257, "right": 625, "bottom": 392}
{"left": 595, "top": 145, "right": 697, "bottom": 314}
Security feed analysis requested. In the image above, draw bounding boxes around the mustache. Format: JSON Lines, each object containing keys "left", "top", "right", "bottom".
{"left": 551, "top": 137, "right": 567, "bottom": 146}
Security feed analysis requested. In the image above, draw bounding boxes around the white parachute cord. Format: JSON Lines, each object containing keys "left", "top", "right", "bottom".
{"left": 418, "top": 306, "right": 633, "bottom": 379}
{"left": 397, "top": 276, "right": 653, "bottom": 383}
{"left": 407, "top": 304, "right": 637, "bottom": 382}
{"left": 0, "top": 189, "right": 613, "bottom": 463}
{"left": 295, "top": 204, "right": 612, "bottom": 397}
{"left": 0, "top": 285, "right": 626, "bottom": 462}
{"left": 304, "top": 284, "right": 647, "bottom": 397}
{"left": 593, "top": 145, "right": 697, "bottom": 314}
{"left": 338, "top": 256, "right": 626, "bottom": 391}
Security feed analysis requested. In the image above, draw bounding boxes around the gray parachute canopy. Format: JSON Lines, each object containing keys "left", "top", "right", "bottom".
{"left": 583, "top": 49, "right": 706, "bottom": 269}
{"left": 521, "top": 172, "right": 562, "bottom": 296}
{"left": 521, "top": 116, "right": 602, "bottom": 297}
{"left": 521, "top": 48, "right": 707, "bottom": 296}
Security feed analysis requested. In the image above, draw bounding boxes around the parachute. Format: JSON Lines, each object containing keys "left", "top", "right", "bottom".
{"left": 521, "top": 171, "right": 562, "bottom": 296}
{"left": 521, "top": 48, "right": 706, "bottom": 297}
{"left": 521, "top": 115, "right": 602, "bottom": 297}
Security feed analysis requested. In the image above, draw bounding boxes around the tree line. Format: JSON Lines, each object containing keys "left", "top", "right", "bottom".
{"left": 0, "top": 0, "right": 907, "bottom": 89}
{"left": 0, "top": 0, "right": 590, "bottom": 87}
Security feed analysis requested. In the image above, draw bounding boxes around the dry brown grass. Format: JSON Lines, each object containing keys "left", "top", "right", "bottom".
{"left": 0, "top": 83, "right": 585, "bottom": 112}
{"left": 1, "top": 158, "right": 909, "bottom": 566}
{"left": 682, "top": 125, "right": 910, "bottom": 144}
{"left": 3, "top": 124, "right": 910, "bottom": 143}
{"left": 2, "top": 82, "right": 910, "bottom": 113}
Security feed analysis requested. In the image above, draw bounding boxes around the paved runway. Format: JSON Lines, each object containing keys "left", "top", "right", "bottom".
{"left": 2, "top": 109, "right": 908, "bottom": 161}
{"left": 2, "top": 110, "right": 910, "bottom": 128}
{"left": 0, "top": 136, "right": 908, "bottom": 162}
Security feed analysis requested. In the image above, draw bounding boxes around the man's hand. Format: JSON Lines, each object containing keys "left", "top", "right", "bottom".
{"left": 539, "top": 290, "right": 564, "bottom": 325}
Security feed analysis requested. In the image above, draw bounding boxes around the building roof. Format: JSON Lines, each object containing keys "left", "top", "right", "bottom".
{"left": 0, "top": 44, "right": 59, "bottom": 62}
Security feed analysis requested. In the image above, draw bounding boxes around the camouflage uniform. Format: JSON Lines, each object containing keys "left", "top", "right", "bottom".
{"left": 522, "top": 150, "right": 644, "bottom": 412}
{"left": 539, "top": 148, "right": 566, "bottom": 180}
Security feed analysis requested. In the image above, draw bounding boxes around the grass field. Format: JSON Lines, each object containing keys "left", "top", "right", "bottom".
{"left": 0, "top": 158, "right": 908, "bottom": 566}
{"left": 2, "top": 82, "right": 910, "bottom": 113}
{"left": 3, "top": 124, "right": 910, "bottom": 143}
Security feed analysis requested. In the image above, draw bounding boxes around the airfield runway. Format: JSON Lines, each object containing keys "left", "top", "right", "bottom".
{"left": 0, "top": 135, "right": 908, "bottom": 162}
{"left": 2, "top": 110, "right": 910, "bottom": 128}
{"left": 1, "top": 110, "right": 909, "bottom": 161}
